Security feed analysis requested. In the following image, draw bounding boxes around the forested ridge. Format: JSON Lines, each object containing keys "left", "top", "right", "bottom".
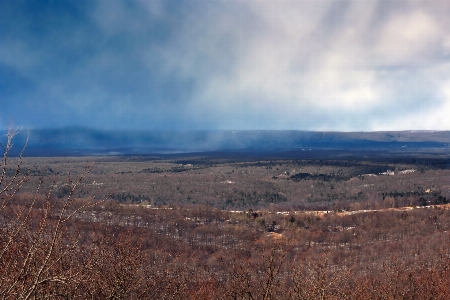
{"left": 1, "top": 130, "right": 450, "bottom": 299}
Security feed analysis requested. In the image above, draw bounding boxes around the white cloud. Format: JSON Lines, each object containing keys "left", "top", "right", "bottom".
{"left": 181, "top": 0, "right": 450, "bottom": 130}
{"left": 2, "top": 0, "right": 449, "bottom": 131}
{"left": 373, "top": 10, "right": 441, "bottom": 64}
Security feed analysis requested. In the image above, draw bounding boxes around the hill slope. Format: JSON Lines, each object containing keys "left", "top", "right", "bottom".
{"left": 6, "top": 128, "right": 450, "bottom": 156}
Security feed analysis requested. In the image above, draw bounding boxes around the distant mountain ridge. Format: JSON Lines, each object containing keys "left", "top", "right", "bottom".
{"left": 5, "top": 128, "right": 450, "bottom": 156}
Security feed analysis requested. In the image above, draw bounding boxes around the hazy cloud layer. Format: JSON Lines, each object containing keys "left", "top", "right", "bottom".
{"left": 1, "top": 0, "right": 449, "bottom": 131}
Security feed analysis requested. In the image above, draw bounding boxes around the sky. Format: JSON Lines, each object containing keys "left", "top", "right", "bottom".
{"left": 1, "top": 0, "right": 449, "bottom": 131}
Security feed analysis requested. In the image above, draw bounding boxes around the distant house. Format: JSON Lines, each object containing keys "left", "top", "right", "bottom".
{"left": 399, "top": 169, "right": 416, "bottom": 174}
{"left": 380, "top": 170, "right": 395, "bottom": 176}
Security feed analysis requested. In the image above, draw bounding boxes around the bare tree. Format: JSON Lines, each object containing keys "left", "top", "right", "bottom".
{"left": 290, "top": 253, "right": 352, "bottom": 300}
{"left": 0, "top": 128, "right": 103, "bottom": 299}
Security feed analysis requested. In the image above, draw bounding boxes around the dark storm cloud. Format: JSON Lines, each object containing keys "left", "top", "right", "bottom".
{"left": 1, "top": 0, "right": 449, "bottom": 131}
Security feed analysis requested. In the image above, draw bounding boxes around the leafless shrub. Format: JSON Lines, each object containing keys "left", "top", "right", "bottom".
{"left": 0, "top": 129, "right": 104, "bottom": 299}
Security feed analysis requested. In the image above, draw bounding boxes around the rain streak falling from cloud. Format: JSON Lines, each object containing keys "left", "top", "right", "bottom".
{"left": 1, "top": 0, "right": 449, "bottom": 131}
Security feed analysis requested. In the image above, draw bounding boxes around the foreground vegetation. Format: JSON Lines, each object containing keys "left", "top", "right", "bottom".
{"left": 1, "top": 130, "right": 450, "bottom": 299}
